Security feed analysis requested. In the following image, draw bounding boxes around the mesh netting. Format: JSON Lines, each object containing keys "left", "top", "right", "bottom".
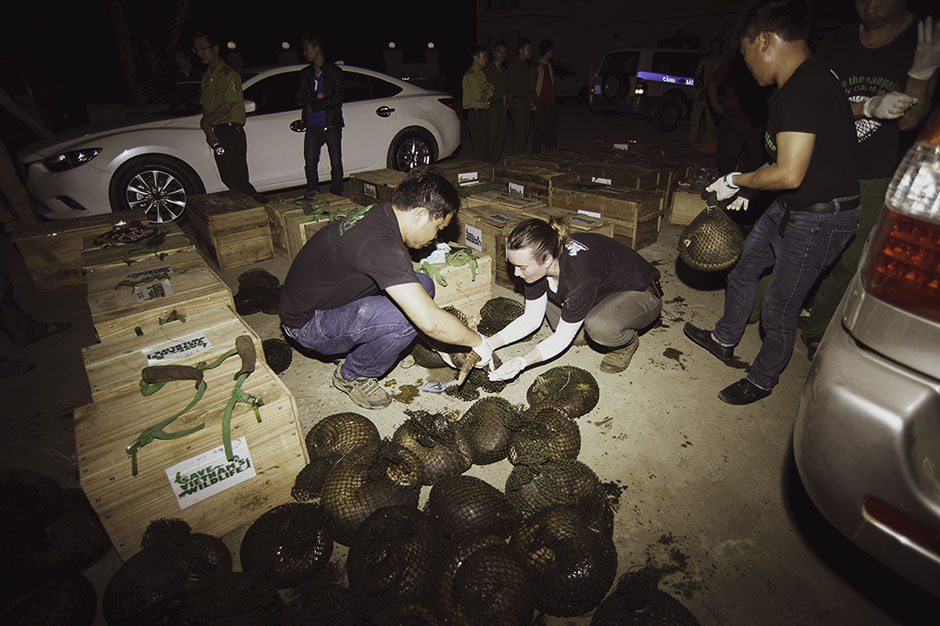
{"left": 677, "top": 205, "right": 744, "bottom": 272}
{"left": 457, "top": 396, "right": 524, "bottom": 465}
{"left": 477, "top": 297, "right": 525, "bottom": 337}
{"left": 262, "top": 338, "right": 293, "bottom": 374}
{"left": 410, "top": 340, "right": 447, "bottom": 368}
{"left": 0, "top": 573, "right": 96, "bottom": 626}
{"left": 291, "top": 457, "right": 337, "bottom": 502}
{"left": 425, "top": 475, "right": 519, "bottom": 541}
{"left": 278, "top": 583, "right": 355, "bottom": 626}
{"left": 347, "top": 505, "right": 446, "bottom": 618}
{"left": 239, "top": 502, "right": 334, "bottom": 588}
{"left": 589, "top": 568, "right": 702, "bottom": 626}
{"left": 305, "top": 413, "right": 381, "bottom": 461}
{"left": 510, "top": 505, "right": 617, "bottom": 617}
{"left": 370, "top": 602, "right": 443, "bottom": 626}
{"left": 234, "top": 284, "right": 267, "bottom": 316}
{"left": 445, "top": 367, "right": 509, "bottom": 401}
{"left": 526, "top": 366, "right": 600, "bottom": 419}
{"left": 238, "top": 268, "right": 280, "bottom": 290}
{"left": 507, "top": 406, "right": 581, "bottom": 465}
{"left": 448, "top": 541, "right": 536, "bottom": 626}
{"left": 176, "top": 569, "right": 283, "bottom": 626}
{"left": 392, "top": 410, "right": 474, "bottom": 485}
{"left": 103, "top": 519, "right": 233, "bottom": 626}
{"left": 320, "top": 440, "right": 422, "bottom": 545}
{"left": 505, "top": 457, "right": 603, "bottom": 523}
{"left": 261, "top": 286, "right": 282, "bottom": 315}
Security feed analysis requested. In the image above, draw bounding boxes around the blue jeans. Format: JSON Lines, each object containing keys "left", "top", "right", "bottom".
{"left": 283, "top": 272, "right": 434, "bottom": 380}
{"left": 713, "top": 198, "right": 859, "bottom": 389}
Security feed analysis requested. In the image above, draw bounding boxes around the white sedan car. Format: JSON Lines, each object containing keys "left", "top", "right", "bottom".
{"left": 17, "top": 64, "right": 461, "bottom": 222}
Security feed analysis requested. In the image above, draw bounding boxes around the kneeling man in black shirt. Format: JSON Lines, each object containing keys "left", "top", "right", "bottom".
{"left": 684, "top": 0, "right": 860, "bottom": 405}
{"left": 278, "top": 168, "right": 495, "bottom": 409}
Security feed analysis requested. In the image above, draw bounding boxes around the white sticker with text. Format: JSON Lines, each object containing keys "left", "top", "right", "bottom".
{"left": 143, "top": 333, "right": 212, "bottom": 364}
{"left": 166, "top": 438, "right": 256, "bottom": 509}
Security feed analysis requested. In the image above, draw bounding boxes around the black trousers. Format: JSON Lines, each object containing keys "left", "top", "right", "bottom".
{"left": 304, "top": 125, "right": 344, "bottom": 196}
{"left": 212, "top": 123, "right": 259, "bottom": 198}
{"left": 530, "top": 102, "right": 557, "bottom": 154}
{"left": 466, "top": 109, "right": 489, "bottom": 162}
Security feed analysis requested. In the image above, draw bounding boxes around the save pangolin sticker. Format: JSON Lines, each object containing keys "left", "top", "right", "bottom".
{"left": 142, "top": 333, "right": 212, "bottom": 364}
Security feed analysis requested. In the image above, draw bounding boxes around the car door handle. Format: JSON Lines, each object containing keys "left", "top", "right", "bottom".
{"left": 376, "top": 106, "right": 395, "bottom": 118}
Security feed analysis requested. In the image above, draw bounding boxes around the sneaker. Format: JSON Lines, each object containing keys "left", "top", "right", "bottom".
{"left": 332, "top": 362, "right": 391, "bottom": 409}
{"left": 599, "top": 337, "right": 639, "bottom": 374}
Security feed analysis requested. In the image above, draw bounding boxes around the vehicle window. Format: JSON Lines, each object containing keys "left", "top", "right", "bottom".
{"left": 244, "top": 71, "right": 301, "bottom": 115}
{"left": 370, "top": 76, "right": 402, "bottom": 99}
{"left": 553, "top": 63, "right": 576, "bottom": 77}
{"left": 651, "top": 53, "right": 704, "bottom": 79}
{"left": 341, "top": 71, "right": 403, "bottom": 102}
{"left": 600, "top": 52, "right": 639, "bottom": 76}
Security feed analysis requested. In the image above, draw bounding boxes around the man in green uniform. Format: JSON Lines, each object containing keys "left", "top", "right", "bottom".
{"left": 194, "top": 30, "right": 265, "bottom": 204}
{"left": 507, "top": 38, "right": 536, "bottom": 154}
{"left": 484, "top": 41, "right": 509, "bottom": 163}
{"left": 462, "top": 46, "right": 493, "bottom": 162}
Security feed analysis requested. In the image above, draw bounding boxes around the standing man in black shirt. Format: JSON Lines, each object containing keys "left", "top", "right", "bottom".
{"left": 278, "top": 168, "right": 494, "bottom": 409}
{"left": 683, "top": 0, "right": 861, "bottom": 405}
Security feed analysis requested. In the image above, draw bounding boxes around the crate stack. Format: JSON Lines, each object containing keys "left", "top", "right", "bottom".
{"left": 263, "top": 191, "right": 364, "bottom": 262}
{"left": 186, "top": 191, "right": 274, "bottom": 270}
{"left": 416, "top": 246, "right": 494, "bottom": 325}
{"left": 348, "top": 168, "right": 407, "bottom": 206}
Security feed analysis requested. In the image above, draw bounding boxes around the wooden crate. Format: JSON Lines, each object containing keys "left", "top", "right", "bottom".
{"left": 75, "top": 346, "right": 307, "bottom": 561}
{"left": 81, "top": 221, "right": 195, "bottom": 273}
{"left": 444, "top": 290, "right": 492, "bottom": 328}
{"left": 551, "top": 182, "right": 663, "bottom": 224}
{"left": 569, "top": 161, "right": 661, "bottom": 191}
{"left": 461, "top": 188, "right": 546, "bottom": 214}
{"left": 669, "top": 189, "right": 706, "bottom": 226}
{"left": 521, "top": 206, "right": 615, "bottom": 239}
{"left": 86, "top": 248, "right": 233, "bottom": 342}
{"left": 458, "top": 204, "right": 524, "bottom": 266}
{"left": 417, "top": 248, "right": 493, "bottom": 309}
{"left": 264, "top": 192, "right": 354, "bottom": 255}
{"left": 503, "top": 149, "right": 587, "bottom": 172}
{"left": 11, "top": 210, "right": 150, "bottom": 291}
{"left": 187, "top": 191, "right": 273, "bottom": 270}
{"left": 591, "top": 137, "right": 664, "bottom": 156}
{"left": 349, "top": 169, "right": 406, "bottom": 206}
{"left": 607, "top": 214, "right": 662, "bottom": 250}
{"left": 459, "top": 182, "right": 507, "bottom": 208}
{"left": 82, "top": 304, "right": 264, "bottom": 402}
{"left": 492, "top": 165, "right": 578, "bottom": 204}
{"left": 433, "top": 160, "right": 495, "bottom": 187}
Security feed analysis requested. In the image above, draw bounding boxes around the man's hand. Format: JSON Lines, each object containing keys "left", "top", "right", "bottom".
{"left": 488, "top": 356, "right": 526, "bottom": 382}
{"left": 863, "top": 92, "right": 916, "bottom": 119}
{"left": 471, "top": 333, "right": 495, "bottom": 369}
{"left": 909, "top": 16, "right": 940, "bottom": 81}
{"left": 706, "top": 173, "right": 741, "bottom": 201}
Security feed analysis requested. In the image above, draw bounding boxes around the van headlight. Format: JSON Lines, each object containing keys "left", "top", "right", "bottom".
{"left": 43, "top": 148, "right": 102, "bottom": 172}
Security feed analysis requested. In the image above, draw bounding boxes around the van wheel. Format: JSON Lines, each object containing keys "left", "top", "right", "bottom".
{"left": 653, "top": 99, "right": 682, "bottom": 132}
{"left": 601, "top": 73, "right": 628, "bottom": 103}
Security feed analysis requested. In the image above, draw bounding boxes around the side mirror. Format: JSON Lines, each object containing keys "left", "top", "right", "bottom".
{"left": 244, "top": 100, "right": 257, "bottom": 114}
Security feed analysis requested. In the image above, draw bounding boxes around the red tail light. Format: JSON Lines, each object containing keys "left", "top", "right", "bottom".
{"left": 438, "top": 98, "right": 456, "bottom": 110}
{"left": 634, "top": 78, "right": 646, "bottom": 96}
{"left": 864, "top": 497, "right": 940, "bottom": 556}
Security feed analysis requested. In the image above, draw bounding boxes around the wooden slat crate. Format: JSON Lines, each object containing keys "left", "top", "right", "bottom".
{"left": 458, "top": 182, "right": 507, "bottom": 208}
{"left": 81, "top": 221, "right": 195, "bottom": 273}
{"left": 443, "top": 291, "right": 492, "bottom": 328}
{"left": 349, "top": 169, "right": 406, "bottom": 206}
{"left": 607, "top": 214, "right": 662, "bottom": 250}
{"left": 492, "top": 165, "right": 578, "bottom": 204}
{"left": 568, "top": 161, "right": 661, "bottom": 192}
{"left": 11, "top": 210, "right": 150, "bottom": 291}
{"left": 520, "top": 207, "right": 615, "bottom": 239}
{"left": 669, "top": 189, "right": 706, "bottom": 226}
{"left": 461, "top": 188, "right": 546, "bottom": 214}
{"left": 86, "top": 248, "right": 233, "bottom": 342}
{"left": 264, "top": 192, "right": 354, "bottom": 255}
{"left": 417, "top": 248, "right": 493, "bottom": 309}
{"left": 503, "top": 149, "right": 587, "bottom": 172}
{"left": 591, "top": 137, "right": 664, "bottom": 156}
{"left": 187, "top": 191, "right": 274, "bottom": 270}
{"left": 433, "top": 160, "right": 495, "bottom": 187}
{"left": 82, "top": 304, "right": 265, "bottom": 402}
{"left": 75, "top": 343, "right": 307, "bottom": 561}
{"left": 457, "top": 204, "right": 524, "bottom": 269}
{"left": 551, "top": 182, "right": 663, "bottom": 224}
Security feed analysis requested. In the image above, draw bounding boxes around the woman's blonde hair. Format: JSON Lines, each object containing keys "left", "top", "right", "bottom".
{"left": 506, "top": 216, "right": 571, "bottom": 264}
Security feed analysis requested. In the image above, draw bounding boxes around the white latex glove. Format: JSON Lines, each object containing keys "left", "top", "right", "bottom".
{"left": 727, "top": 196, "right": 749, "bottom": 212}
{"left": 862, "top": 92, "right": 915, "bottom": 119}
{"left": 909, "top": 16, "right": 940, "bottom": 81}
{"left": 436, "top": 351, "right": 456, "bottom": 368}
{"left": 705, "top": 173, "right": 740, "bottom": 201}
{"left": 471, "top": 333, "right": 495, "bottom": 369}
{"left": 488, "top": 356, "right": 526, "bottom": 382}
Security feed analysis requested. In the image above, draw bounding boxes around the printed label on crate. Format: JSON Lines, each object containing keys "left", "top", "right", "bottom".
{"left": 613, "top": 143, "right": 630, "bottom": 151}
{"left": 126, "top": 265, "right": 174, "bottom": 281}
{"left": 484, "top": 213, "right": 517, "bottom": 225}
{"left": 363, "top": 182, "right": 377, "bottom": 198}
{"left": 458, "top": 171, "right": 479, "bottom": 184}
{"left": 166, "top": 437, "right": 256, "bottom": 509}
{"left": 464, "top": 225, "right": 483, "bottom": 252}
{"left": 591, "top": 176, "right": 613, "bottom": 186}
{"left": 142, "top": 333, "right": 212, "bottom": 364}
{"left": 578, "top": 209, "right": 602, "bottom": 219}
{"left": 507, "top": 182, "right": 525, "bottom": 197}
{"left": 570, "top": 214, "right": 602, "bottom": 229}
{"left": 134, "top": 279, "right": 174, "bottom": 303}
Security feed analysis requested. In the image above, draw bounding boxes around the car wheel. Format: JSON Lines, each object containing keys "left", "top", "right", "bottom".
{"left": 601, "top": 73, "right": 627, "bottom": 103}
{"left": 653, "top": 99, "right": 683, "bottom": 132}
{"left": 110, "top": 155, "right": 203, "bottom": 223}
{"left": 387, "top": 129, "right": 437, "bottom": 172}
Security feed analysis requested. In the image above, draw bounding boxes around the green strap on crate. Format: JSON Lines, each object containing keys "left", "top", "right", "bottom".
{"left": 420, "top": 249, "right": 479, "bottom": 287}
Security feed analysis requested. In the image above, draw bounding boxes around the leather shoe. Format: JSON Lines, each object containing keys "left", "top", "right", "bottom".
{"left": 24, "top": 321, "right": 72, "bottom": 345}
{"left": 718, "top": 378, "right": 772, "bottom": 405}
{"left": 683, "top": 322, "right": 733, "bottom": 362}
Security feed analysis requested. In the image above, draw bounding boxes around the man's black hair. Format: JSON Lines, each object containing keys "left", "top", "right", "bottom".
{"left": 472, "top": 45, "right": 487, "bottom": 58}
{"left": 493, "top": 40, "right": 507, "bottom": 50}
{"left": 516, "top": 38, "right": 532, "bottom": 54}
{"left": 734, "top": 0, "right": 810, "bottom": 44}
{"left": 390, "top": 167, "right": 459, "bottom": 220}
{"left": 300, "top": 33, "right": 321, "bottom": 50}
{"left": 193, "top": 30, "right": 219, "bottom": 47}
{"left": 538, "top": 39, "right": 554, "bottom": 57}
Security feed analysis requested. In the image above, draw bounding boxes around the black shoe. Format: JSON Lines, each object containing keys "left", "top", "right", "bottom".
{"left": 718, "top": 378, "right": 772, "bottom": 405}
{"left": 683, "top": 323, "right": 733, "bottom": 362}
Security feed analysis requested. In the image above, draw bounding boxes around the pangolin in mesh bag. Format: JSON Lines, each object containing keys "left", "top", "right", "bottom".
{"left": 294, "top": 413, "right": 383, "bottom": 501}
{"left": 235, "top": 270, "right": 281, "bottom": 316}
{"left": 504, "top": 452, "right": 604, "bottom": 524}
{"left": 510, "top": 505, "right": 618, "bottom": 617}
{"left": 424, "top": 474, "right": 520, "bottom": 541}
{"left": 239, "top": 501, "right": 334, "bottom": 588}
{"left": 507, "top": 405, "right": 581, "bottom": 465}
{"left": 238, "top": 268, "right": 281, "bottom": 290}
{"left": 1, "top": 573, "right": 96, "bottom": 626}
{"left": 234, "top": 284, "right": 267, "bottom": 316}
{"left": 589, "top": 567, "right": 702, "bottom": 626}
{"left": 346, "top": 505, "right": 447, "bottom": 619}
{"left": 456, "top": 396, "right": 525, "bottom": 465}
{"left": 370, "top": 601, "right": 443, "bottom": 626}
{"left": 103, "top": 519, "right": 233, "bottom": 626}
{"left": 262, "top": 338, "right": 293, "bottom": 375}
{"left": 277, "top": 583, "right": 356, "bottom": 626}
{"left": 526, "top": 366, "right": 599, "bottom": 419}
{"left": 477, "top": 296, "right": 525, "bottom": 337}
{"left": 435, "top": 534, "right": 536, "bottom": 626}
{"left": 392, "top": 410, "right": 474, "bottom": 485}
{"left": 319, "top": 439, "right": 422, "bottom": 545}
{"left": 176, "top": 569, "right": 283, "bottom": 626}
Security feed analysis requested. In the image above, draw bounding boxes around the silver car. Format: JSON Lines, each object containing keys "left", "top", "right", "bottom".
{"left": 17, "top": 64, "right": 461, "bottom": 223}
{"left": 794, "top": 107, "right": 940, "bottom": 597}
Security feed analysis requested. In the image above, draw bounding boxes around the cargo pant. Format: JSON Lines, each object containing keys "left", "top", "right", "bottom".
{"left": 545, "top": 288, "right": 662, "bottom": 348}
{"left": 510, "top": 97, "right": 531, "bottom": 154}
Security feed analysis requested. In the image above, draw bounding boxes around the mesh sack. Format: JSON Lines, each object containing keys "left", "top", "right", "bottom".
{"left": 371, "top": 601, "right": 442, "bottom": 626}
{"left": 177, "top": 569, "right": 283, "bottom": 626}
{"left": 238, "top": 268, "right": 281, "bottom": 289}
{"left": 449, "top": 542, "right": 536, "bottom": 626}
{"left": 392, "top": 410, "right": 474, "bottom": 485}
{"left": 589, "top": 568, "right": 702, "bottom": 626}
{"left": 320, "top": 440, "right": 422, "bottom": 545}
{"left": 425, "top": 475, "right": 519, "bottom": 540}
{"left": 445, "top": 367, "right": 509, "bottom": 401}
{"left": 103, "top": 519, "right": 233, "bottom": 626}
{"left": 477, "top": 297, "right": 525, "bottom": 336}
{"left": 291, "top": 457, "right": 337, "bottom": 502}
{"left": 526, "top": 366, "right": 599, "bottom": 419}
{"left": 234, "top": 284, "right": 267, "bottom": 316}
{"left": 347, "top": 505, "right": 446, "bottom": 617}
{"left": 262, "top": 338, "right": 293, "bottom": 374}
{"left": 510, "top": 505, "right": 617, "bottom": 617}
{"left": 0, "top": 469, "right": 62, "bottom": 520}
{"left": 457, "top": 396, "right": 524, "bottom": 465}
{"left": 505, "top": 456, "right": 602, "bottom": 523}
{"left": 0, "top": 573, "right": 96, "bottom": 626}
{"left": 305, "top": 413, "right": 381, "bottom": 461}
{"left": 410, "top": 339, "right": 447, "bottom": 368}
{"left": 261, "top": 286, "right": 282, "bottom": 315}
{"left": 507, "top": 406, "right": 581, "bottom": 465}
{"left": 239, "top": 502, "right": 334, "bottom": 588}
{"left": 677, "top": 205, "right": 744, "bottom": 272}
{"left": 278, "top": 583, "right": 355, "bottom": 626}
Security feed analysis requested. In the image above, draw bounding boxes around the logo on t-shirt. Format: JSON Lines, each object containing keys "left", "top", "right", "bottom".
{"left": 566, "top": 240, "right": 589, "bottom": 256}
{"left": 339, "top": 205, "right": 372, "bottom": 236}
{"left": 840, "top": 75, "right": 901, "bottom": 144}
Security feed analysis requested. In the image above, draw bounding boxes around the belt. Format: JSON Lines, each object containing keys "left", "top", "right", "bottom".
{"left": 645, "top": 279, "right": 663, "bottom": 299}
{"left": 779, "top": 195, "right": 859, "bottom": 236}
{"left": 214, "top": 122, "right": 243, "bottom": 129}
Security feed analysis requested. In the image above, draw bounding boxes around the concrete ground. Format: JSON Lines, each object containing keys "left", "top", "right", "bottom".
{"left": 2, "top": 101, "right": 938, "bottom": 625}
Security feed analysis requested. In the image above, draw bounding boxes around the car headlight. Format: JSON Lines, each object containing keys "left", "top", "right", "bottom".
{"left": 43, "top": 148, "right": 102, "bottom": 172}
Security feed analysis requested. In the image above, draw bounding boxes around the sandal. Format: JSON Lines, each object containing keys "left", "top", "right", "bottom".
{"left": 27, "top": 321, "right": 72, "bottom": 345}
